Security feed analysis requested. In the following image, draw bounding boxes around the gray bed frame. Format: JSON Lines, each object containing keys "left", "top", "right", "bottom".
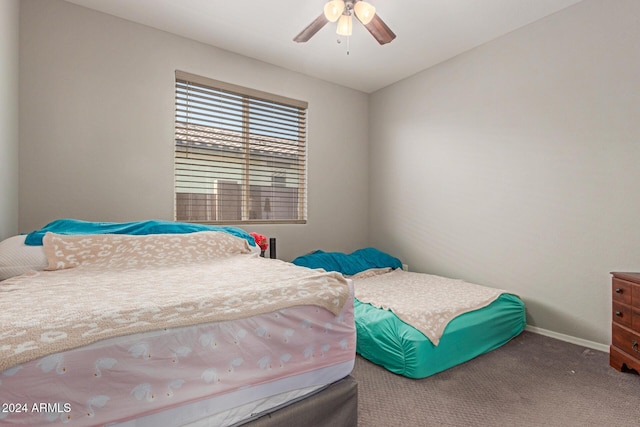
{"left": 244, "top": 376, "right": 358, "bottom": 427}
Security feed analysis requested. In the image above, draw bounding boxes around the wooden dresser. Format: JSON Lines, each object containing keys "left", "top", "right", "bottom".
{"left": 610, "top": 272, "right": 640, "bottom": 373}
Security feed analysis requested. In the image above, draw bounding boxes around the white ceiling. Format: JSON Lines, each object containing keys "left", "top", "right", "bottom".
{"left": 64, "top": 0, "right": 583, "bottom": 93}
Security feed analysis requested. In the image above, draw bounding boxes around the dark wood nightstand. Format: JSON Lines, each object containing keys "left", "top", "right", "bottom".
{"left": 610, "top": 272, "right": 640, "bottom": 374}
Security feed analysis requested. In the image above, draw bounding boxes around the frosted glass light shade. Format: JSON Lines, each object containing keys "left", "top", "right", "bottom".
{"left": 354, "top": 1, "right": 376, "bottom": 25}
{"left": 336, "top": 14, "right": 353, "bottom": 36}
{"left": 324, "top": 0, "right": 345, "bottom": 22}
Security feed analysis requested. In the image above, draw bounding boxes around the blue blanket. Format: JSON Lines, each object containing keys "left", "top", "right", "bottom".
{"left": 25, "top": 218, "right": 256, "bottom": 247}
{"left": 291, "top": 248, "right": 402, "bottom": 276}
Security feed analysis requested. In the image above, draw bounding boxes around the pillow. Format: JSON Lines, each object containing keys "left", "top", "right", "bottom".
{"left": 43, "top": 231, "right": 253, "bottom": 270}
{"left": 291, "top": 247, "right": 402, "bottom": 276}
{"left": 42, "top": 231, "right": 254, "bottom": 270}
{"left": 0, "top": 235, "right": 48, "bottom": 281}
{"left": 25, "top": 218, "right": 257, "bottom": 247}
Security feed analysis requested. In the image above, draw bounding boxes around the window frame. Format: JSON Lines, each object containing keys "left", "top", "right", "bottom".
{"left": 174, "top": 71, "right": 308, "bottom": 225}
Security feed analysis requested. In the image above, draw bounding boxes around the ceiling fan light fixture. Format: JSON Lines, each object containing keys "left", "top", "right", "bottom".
{"left": 354, "top": 1, "right": 376, "bottom": 25}
{"left": 324, "top": 0, "right": 346, "bottom": 22}
{"left": 336, "top": 14, "right": 353, "bottom": 36}
{"left": 294, "top": 0, "right": 395, "bottom": 46}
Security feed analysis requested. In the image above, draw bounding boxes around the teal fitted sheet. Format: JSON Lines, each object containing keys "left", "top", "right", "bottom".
{"left": 354, "top": 293, "right": 526, "bottom": 379}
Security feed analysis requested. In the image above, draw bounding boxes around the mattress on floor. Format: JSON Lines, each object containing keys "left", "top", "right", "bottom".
{"left": 354, "top": 293, "right": 526, "bottom": 379}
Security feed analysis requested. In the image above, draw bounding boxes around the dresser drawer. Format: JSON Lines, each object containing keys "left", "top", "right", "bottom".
{"left": 612, "top": 278, "right": 632, "bottom": 305}
{"left": 612, "top": 303, "right": 640, "bottom": 330}
{"left": 612, "top": 323, "right": 640, "bottom": 363}
{"left": 612, "top": 302, "right": 633, "bottom": 328}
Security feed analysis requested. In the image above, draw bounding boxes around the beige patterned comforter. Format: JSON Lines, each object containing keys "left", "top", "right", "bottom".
{"left": 352, "top": 269, "right": 507, "bottom": 346}
{"left": 0, "top": 232, "right": 350, "bottom": 371}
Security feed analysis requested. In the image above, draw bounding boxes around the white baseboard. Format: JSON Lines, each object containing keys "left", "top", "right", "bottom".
{"left": 525, "top": 325, "right": 609, "bottom": 353}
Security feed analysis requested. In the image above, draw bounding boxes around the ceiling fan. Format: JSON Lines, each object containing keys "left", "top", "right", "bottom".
{"left": 294, "top": 0, "right": 396, "bottom": 45}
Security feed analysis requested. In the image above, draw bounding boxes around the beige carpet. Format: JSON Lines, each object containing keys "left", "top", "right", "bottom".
{"left": 351, "top": 331, "right": 640, "bottom": 426}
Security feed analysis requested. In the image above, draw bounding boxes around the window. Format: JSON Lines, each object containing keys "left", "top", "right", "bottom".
{"left": 174, "top": 71, "right": 308, "bottom": 224}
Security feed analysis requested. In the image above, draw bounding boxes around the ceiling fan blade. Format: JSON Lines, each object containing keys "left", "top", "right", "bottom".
{"left": 294, "top": 14, "right": 329, "bottom": 43}
{"left": 361, "top": 14, "right": 396, "bottom": 45}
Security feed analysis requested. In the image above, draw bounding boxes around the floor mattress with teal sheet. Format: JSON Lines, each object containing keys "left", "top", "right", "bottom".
{"left": 355, "top": 293, "right": 526, "bottom": 379}
{"left": 292, "top": 248, "right": 526, "bottom": 379}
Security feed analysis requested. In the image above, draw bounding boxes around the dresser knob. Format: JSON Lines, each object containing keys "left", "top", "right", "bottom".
{"left": 615, "top": 288, "right": 623, "bottom": 294}
{"left": 615, "top": 311, "right": 622, "bottom": 317}
{"left": 633, "top": 340, "right": 640, "bottom": 354}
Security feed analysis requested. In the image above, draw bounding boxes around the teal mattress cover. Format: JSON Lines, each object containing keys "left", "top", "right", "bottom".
{"left": 290, "top": 248, "right": 526, "bottom": 379}
{"left": 355, "top": 293, "right": 526, "bottom": 379}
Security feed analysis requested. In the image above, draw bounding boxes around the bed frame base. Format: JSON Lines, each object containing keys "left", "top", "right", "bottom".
{"left": 245, "top": 376, "right": 358, "bottom": 427}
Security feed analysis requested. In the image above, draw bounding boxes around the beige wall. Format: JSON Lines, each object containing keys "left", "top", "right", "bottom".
{"left": 19, "top": 0, "right": 370, "bottom": 261}
{"left": 0, "top": 0, "right": 20, "bottom": 240}
{"left": 368, "top": 0, "right": 640, "bottom": 346}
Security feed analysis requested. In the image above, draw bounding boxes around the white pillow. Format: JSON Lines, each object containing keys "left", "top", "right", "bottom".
{"left": 0, "top": 235, "right": 48, "bottom": 281}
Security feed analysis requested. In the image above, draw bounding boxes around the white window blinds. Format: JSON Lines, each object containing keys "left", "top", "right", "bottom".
{"left": 175, "top": 71, "right": 308, "bottom": 224}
